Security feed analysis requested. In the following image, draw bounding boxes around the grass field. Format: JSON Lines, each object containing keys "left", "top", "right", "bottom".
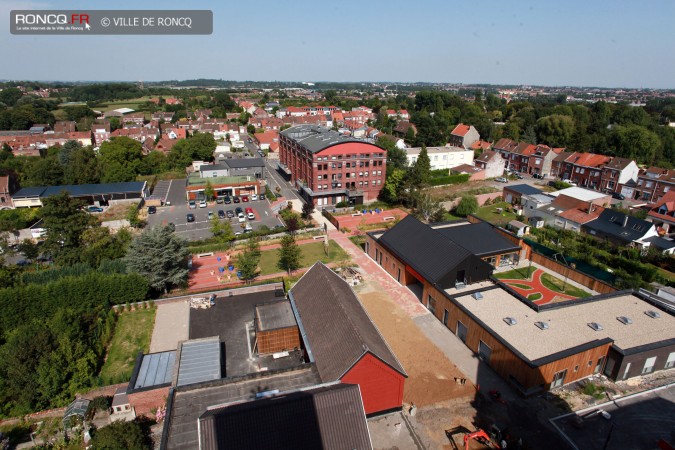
{"left": 494, "top": 266, "right": 536, "bottom": 280}
{"left": 527, "top": 292, "right": 542, "bottom": 301}
{"left": 474, "top": 202, "right": 517, "bottom": 226}
{"left": 258, "top": 240, "right": 349, "bottom": 275}
{"left": 541, "top": 273, "right": 592, "bottom": 298}
{"left": 99, "top": 308, "right": 156, "bottom": 384}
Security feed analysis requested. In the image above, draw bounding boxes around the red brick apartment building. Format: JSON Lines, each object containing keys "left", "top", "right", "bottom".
{"left": 280, "top": 125, "right": 386, "bottom": 207}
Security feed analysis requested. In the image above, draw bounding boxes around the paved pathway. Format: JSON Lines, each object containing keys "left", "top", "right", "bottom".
{"left": 150, "top": 301, "right": 189, "bottom": 353}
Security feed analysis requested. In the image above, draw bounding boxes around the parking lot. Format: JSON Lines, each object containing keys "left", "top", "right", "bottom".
{"left": 145, "top": 186, "right": 283, "bottom": 241}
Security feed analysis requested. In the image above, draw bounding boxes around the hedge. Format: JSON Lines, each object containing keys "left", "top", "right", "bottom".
{"left": 429, "top": 173, "right": 470, "bottom": 186}
{"left": 19, "top": 259, "right": 127, "bottom": 285}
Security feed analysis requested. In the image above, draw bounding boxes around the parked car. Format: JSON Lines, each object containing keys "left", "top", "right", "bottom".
{"left": 87, "top": 206, "right": 104, "bottom": 213}
{"left": 246, "top": 207, "right": 255, "bottom": 220}
{"left": 237, "top": 212, "right": 246, "bottom": 223}
{"left": 207, "top": 211, "right": 214, "bottom": 220}
{"left": 532, "top": 173, "right": 543, "bottom": 179}
{"left": 233, "top": 196, "right": 240, "bottom": 203}
{"left": 495, "top": 177, "right": 508, "bottom": 183}
{"left": 186, "top": 213, "right": 195, "bottom": 223}
{"left": 235, "top": 206, "right": 244, "bottom": 215}
{"left": 218, "top": 210, "right": 225, "bottom": 219}
{"left": 612, "top": 192, "right": 626, "bottom": 200}
{"left": 259, "top": 193, "right": 266, "bottom": 200}
{"left": 215, "top": 197, "right": 224, "bottom": 204}
{"left": 562, "top": 179, "right": 578, "bottom": 187}
{"left": 199, "top": 200, "right": 207, "bottom": 208}
{"left": 189, "top": 200, "right": 196, "bottom": 209}
{"left": 147, "top": 206, "right": 156, "bottom": 214}
{"left": 226, "top": 210, "right": 235, "bottom": 218}
{"left": 244, "top": 223, "right": 253, "bottom": 232}
{"left": 251, "top": 194, "right": 258, "bottom": 201}
{"left": 514, "top": 173, "right": 524, "bottom": 179}
{"left": 242, "top": 195, "right": 249, "bottom": 202}
{"left": 224, "top": 196, "right": 232, "bottom": 204}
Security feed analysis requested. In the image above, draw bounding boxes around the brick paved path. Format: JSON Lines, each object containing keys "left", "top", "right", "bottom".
{"left": 499, "top": 268, "right": 576, "bottom": 305}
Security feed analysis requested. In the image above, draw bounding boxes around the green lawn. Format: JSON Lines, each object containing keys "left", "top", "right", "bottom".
{"left": 510, "top": 282, "right": 533, "bottom": 290}
{"left": 99, "top": 308, "right": 156, "bottom": 384}
{"left": 474, "top": 202, "right": 517, "bottom": 226}
{"left": 527, "top": 292, "right": 542, "bottom": 301}
{"left": 494, "top": 266, "right": 536, "bottom": 280}
{"left": 541, "top": 273, "right": 592, "bottom": 298}
{"left": 258, "top": 240, "right": 349, "bottom": 275}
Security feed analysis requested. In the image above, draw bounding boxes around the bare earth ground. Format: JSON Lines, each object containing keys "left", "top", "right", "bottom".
{"left": 355, "top": 281, "right": 474, "bottom": 407}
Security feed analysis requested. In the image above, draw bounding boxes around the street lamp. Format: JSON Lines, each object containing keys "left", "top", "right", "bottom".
{"left": 553, "top": 252, "right": 570, "bottom": 292}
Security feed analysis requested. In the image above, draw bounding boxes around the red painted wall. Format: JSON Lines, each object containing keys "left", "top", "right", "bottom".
{"left": 341, "top": 353, "right": 405, "bottom": 415}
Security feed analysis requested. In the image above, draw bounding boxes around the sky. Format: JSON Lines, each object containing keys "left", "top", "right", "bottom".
{"left": 1, "top": 0, "right": 674, "bottom": 88}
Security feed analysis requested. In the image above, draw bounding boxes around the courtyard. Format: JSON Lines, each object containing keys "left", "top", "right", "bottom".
{"left": 495, "top": 264, "right": 592, "bottom": 305}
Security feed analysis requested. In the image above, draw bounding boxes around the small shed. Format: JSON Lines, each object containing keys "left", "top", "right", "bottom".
{"left": 507, "top": 220, "right": 530, "bottom": 237}
{"left": 255, "top": 301, "right": 300, "bottom": 355}
{"left": 63, "top": 398, "right": 91, "bottom": 427}
{"left": 529, "top": 216, "right": 545, "bottom": 228}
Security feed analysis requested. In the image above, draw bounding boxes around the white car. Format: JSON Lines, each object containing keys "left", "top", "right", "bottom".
{"left": 251, "top": 194, "right": 258, "bottom": 201}
{"left": 562, "top": 179, "right": 578, "bottom": 187}
{"left": 238, "top": 212, "right": 246, "bottom": 222}
{"left": 199, "top": 200, "right": 207, "bottom": 208}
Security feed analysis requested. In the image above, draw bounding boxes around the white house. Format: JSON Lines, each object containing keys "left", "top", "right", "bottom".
{"left": 406, "top": 146, "right": 474, "bottom": 170}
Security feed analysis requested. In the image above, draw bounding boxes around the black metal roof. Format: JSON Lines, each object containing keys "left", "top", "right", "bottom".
{"left": 13, "top": 181, "right": 146, "bottom": 199}
{"left": 583, "top": 209, "right": 654, "bottom": 242}
{"left": 280, "top": 125, "right": 381, "bottom": 154}
{"left": 198, "top": 383, "right": 371, "bottom": 450}
{"left": 433, "top": 222, "right": 521, "bottom": 257}
{"left": 504, "top": 184, "right": 543, "bottom": 196}
{"left": 289, "top": 263, "right": 406, "bottom": 382}
{"left": 377, "top": 215, "right": 474, "bottom": 284}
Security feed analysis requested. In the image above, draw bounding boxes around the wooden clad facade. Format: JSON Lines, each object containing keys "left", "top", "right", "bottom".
{"left": 257, "top": 326, "right": 301, "bottom": 355}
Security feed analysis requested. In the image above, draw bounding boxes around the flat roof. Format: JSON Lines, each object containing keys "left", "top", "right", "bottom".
{"left": 453, "top": 288, "right": 675, "bottom": 363}
{"left": 255, "top": 301, "right": 297, "bottom": 331}
{"left": 224, "top": 158, "right": 265, "bottom": 169}
{"left": 133, "top": 351, "right": 176, "bottom": 390}
{"left": 281, "top": 125, "right": 380, "bottom": 153}
{"left": 406, "top": 146, "right": 469, "bottom": 155}
{"left": 13, "top": 181, "right": 146, "bottom": 199}
{"left": 548, "top": 187, "right": 609, "bottom": 202}
{"left": 505, "top": 184, "right": 543, "bottom": 196}
{"left": 176, "top": 338, "right": 222, "bottom": 387}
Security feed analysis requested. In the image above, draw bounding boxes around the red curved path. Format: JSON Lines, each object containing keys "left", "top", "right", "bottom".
{"left": 499, "top": 268, "right": 577, "bottom": 305}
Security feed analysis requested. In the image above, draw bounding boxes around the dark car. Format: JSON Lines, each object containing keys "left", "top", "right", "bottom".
{"left": 224, "top": 196, "right": 232, "bottom": 204}
{"left": 86, "top": 206, "right": 104, "bottom": 213}
{"left": 532, "top": 173, "right": 543, "bottom": 179}
{"left": 186, "top": 213, "right": 195, "bottom": 223}
{"left": 514, "top": 173, "right": 524, "bottom": 179}
{"left": 235, "top": 207, "right": 243, "bottom": 215}
{"left": 215, "top": 197, "right": 224, "bottom": 204}
{"left": 259, "top": 193, "right": 266, "bottom": 200}
{"left": 147, "top": 206, "right": 156, "bottom": 214}
{"left": 233, "top": 196, "right": 240, "bottom": 203}
{"left": 226, "top": 209, "right": 235, "bottom": 218}
{"left": 218, "top": 210, "right": 225, "bottom": 219}
{"left": 612, "top": 192, "right": 626, "bottom": 200}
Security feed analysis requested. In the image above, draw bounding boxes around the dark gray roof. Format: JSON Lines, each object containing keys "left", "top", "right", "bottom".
{"left": 280, "top": 125, "right": 381, "bottom": 154}
{"left": 583, "top": 210, "right": 654, "bottom": 243}
{"left": 133, "top": 351, "right": 176, "bottom": 390}
{"left": 166, "top": 366, "right": 322, "bottom": 450}
{"left": 256, "top": 301, "right": 297, "bottom": 331}
{"left": 505, "top": 184, "right": 543, "bottom": 196}
{"left": 224, "top": 158, "right": 265, "bottom": 169}
{"left": 433, "top": 222, "right": 522, "bottom": 256}
{"left": 643, "top": 236, "right": 675, "bottom": 251}
{"left": 13, "top": 181, "right": 146, "bottom": 199}
{"left": 377, "top": 215, "right": 473, "bottom": 284}
{"left": 289, "top": 263, "right": 406, "bottom": 382}
{"left": 176, "top": 338, "right": 222, "bottom": 387}
{"left": 198, "top": 383, "right": 371, "bottom": 450}
{"left": 200, "top": 164, "right": 229, "bottom": 171}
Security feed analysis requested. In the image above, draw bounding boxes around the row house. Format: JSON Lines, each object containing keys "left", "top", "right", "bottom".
{"left": 449, "top": 123, "right": 480, "bottom": 149}
{"left": 288, "top": 114, "right": 332, "bottom": 128}
{"left": 91, "top": 122, "right": 111, "bottom": 146}
{"left": 44, "top": 131, "right": 93, "bottom": 147}
{"left": 276, "top": 106, "right": 308, "bottom": 118}
{"left": 255, "top": 117, "right": 285, "bottom": 131}
{"left": 385, "top": 109, "right": 410, "bottom": 120}
{"left": 111, "top": 127, "right": 159, "bottom": 143}
{"left": 494, "top": 139, "right": 537, "bottom": 173}
{"left": 527, "top": 145, "right": 563, "bottom": 176}
{"left": 53, "top": 121, "right": 76, "bottom": 133}
{"left": 279, "top": 125, "right": 386, "bottom": 207}
{"left": 551, "top": 152, "right": 638, "bottom": 193}
{"left": 151, "top": 112, "right": 175, "bottom": 122}
{"left": 474, "top": 150, "right": 505, "bottom": 178}
{"left": 302, "top": 105, "right": 339, "bottom": 116}
{"left": 122, "top": 113, "right": 145, "bottom": 126}
{"left": 625, "top": 167, "right": 675, "bottom": 203}
{"left": 352, "top": 106, "right": 373, "bottom": 114}
{"left": 0, "top": 135, "right": 43, "bottom": 156}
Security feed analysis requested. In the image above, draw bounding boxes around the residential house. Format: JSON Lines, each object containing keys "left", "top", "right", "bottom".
{"left": 449, "top": 124, "right": 480, "bottom": 149}
{"left": 0, "top": 175, "right": 16, "bottom": 209}
{"left": 91, "top": 122, "right": 111, "bottom": 146}
{"left": 502, "top": 184, "right": 543, "bottom": 204}
{"left": 626, "top": 167, "right": 675, "bottom": 203}
{"left": 583, "top": 209, "right": 659, "bottom": 249}
{"left": 474, "top": 150, "right": 505, "bottom": 178}
{"left": 470, "top": 140, "right": 492, "bottom": 152}
{"left": 53, "top": 121, "right": 76, "bottom": 133}
{"left": 526, "top": 145, "right": 562, "bottom": 177}
{"left": 393, "top": 121, "right": 416, "bottom": 139}
{"left": 452, "top": 164, "right": 485, "bottom": 181}
{"left": 151, "top": 112, "right": 175, "bottom": 122}
{"left": 405, "top": 146, "right": 474, "bottom": 171}
{"left": 551, "top": 152, "right": 638, "bottom": 193}
{"left": 122, "top": 113, "right": 145, "bottom": 126}
{"left": 254, "top": 130, "right": 279, "bottom": 151}
{"left": 154, "top": 137, "right": 178, "bottom": 154}
{"left": 647, "top": 190, "right": 675, "bottom": 235}
{"left": 599, "top": 157, "right": 638, "bottom": 194}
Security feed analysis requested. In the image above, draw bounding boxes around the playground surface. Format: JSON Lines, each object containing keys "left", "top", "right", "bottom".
{"left": 333, "top": 208, "right": 408, "bottom": 230}
{"left": 498, "top": 268, "right": 582, "bottom": 305}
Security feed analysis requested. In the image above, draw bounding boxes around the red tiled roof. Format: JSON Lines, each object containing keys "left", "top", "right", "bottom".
{"left": 559, "top": 205, "right": 605, "bottom": 224}
{"left": 451, "top": 123, "right": 471, "bottom": 137}
{"left": 470, "top": 140, "right": 492, "bottom": 150}
{"left": 566, "top": 152, "right": 610, "bottom": 168}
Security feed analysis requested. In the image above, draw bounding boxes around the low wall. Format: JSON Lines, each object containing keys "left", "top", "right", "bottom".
{"left": 529, "top": 252, "right": 616, "bottom": 294}
{"left": 128, "top": 386, "right": 170, "bottom": 417}
{"left": 475, "top": 192, "right": 502, "bottom": 206}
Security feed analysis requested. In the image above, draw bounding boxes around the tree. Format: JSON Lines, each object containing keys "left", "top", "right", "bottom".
{"left": 58, "top": 139, "right": 81, "bottom": 166}
{"left": 23, "top": 157, "right": 64, "bottom": 187}
{"left": 521, "top": 125, "right": 537, "bottom": 144}
{"left": 235, "top": 238, "right": 260, "bottom": 283}
{"left": 210, "top": 216, "right": 234, "bottom": 243}
{"left": 246, "top": 124, "right": 256, "bottom": 135}
{"left": 126, "top": 204, "right": 143, "bottom": 228}
{"left": 17, "top": 239, "right": 39, "bottom": 261}
{"left": 284, "top": 212, "right": 301, "bottom": 235}
{"left": 301, "top": 202, "right": 314, "bottom": 220}
{"left": 535, "top": 114, "right": 575, "bottom": 147}
{"left": 90, "top": 420, "right": 150, "bottom": 450}
{"left": 40, "top": 192, "right": 97, "bottom": 264}
{"left": 277, "top": 234, "right": 302, "bottom": 275}
{"left": 0, "top": 88, "right": 23, "bottom": 107}
{"left": 381, "top": 168, "right": 406, "bottom": 203}
{"left": 99, "top": 137, "right": 144, "bottom": 182}
{"left": 610, "top": 124, "right": 661, "bottom": 164}
{"left": 455, "top": 195, "right": 479, "bottom": 217}
{"left": 412, "top": 193, "right": 444, "bottom": 223}
{"left": 64, "top": 146, "right": 100, "bottom": 185}
{"left": 204, "top": 180, "right": 215, "bottom": 201}
{"left": 124, "top": 225, "right": 190, "bottom": 294}
{"left": 409, "top": 146, "right": 431, "bottom": 188}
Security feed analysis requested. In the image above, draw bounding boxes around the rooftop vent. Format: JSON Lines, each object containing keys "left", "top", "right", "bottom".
{"left": 588, "top": 322, "right": 604, "bottom": 331}
{"left": 471, "top": 292, "right": 483, "bottom": 301}
{"left": 645, "top": 310, "right": 661, "bottom": 319}
{"left": 534, "top": 321, "right": 549, "bottom": 330}
{"left": 503, "top": 317, "right": 517, "bottom": 326}
{"left": 617, "top": 316, "right": 632, "bottom": 325}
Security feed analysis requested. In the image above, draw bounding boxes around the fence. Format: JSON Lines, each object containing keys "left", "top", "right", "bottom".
{"left": 322, "top": 209, "right": 341, "bottom": 230}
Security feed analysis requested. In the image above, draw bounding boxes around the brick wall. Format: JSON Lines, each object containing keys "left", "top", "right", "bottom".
{"left": 128, "top": 386, "right": 170, "bottom": 417}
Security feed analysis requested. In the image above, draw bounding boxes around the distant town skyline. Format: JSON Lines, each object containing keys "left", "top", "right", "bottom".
{"left": 1, "top": 0, "right": 674, "bottom": 89}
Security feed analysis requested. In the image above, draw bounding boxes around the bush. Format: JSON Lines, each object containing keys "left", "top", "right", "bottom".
{"left": 335, "top": 201, "right": 349, "bottom": 208}
{"left": 455, "top": 195, "right": 479, "bottom": 217}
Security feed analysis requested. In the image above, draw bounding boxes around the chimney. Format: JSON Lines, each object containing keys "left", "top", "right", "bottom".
{"left": 623, "top": 215, "right": 629, "bottom": 227}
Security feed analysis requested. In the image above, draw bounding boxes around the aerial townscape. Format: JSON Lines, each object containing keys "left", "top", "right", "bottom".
{"left": 1, "top": 2, "right": 675, "bottom": 450}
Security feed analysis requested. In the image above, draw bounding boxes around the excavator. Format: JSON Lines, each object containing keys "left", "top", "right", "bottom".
{"left": 446, "top": 424, "right": 520, "bottom": 450}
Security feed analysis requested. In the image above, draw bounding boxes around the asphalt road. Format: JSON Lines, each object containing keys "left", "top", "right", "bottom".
{"left": 265, "top": 158, "right": 299, "bottom": 201}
